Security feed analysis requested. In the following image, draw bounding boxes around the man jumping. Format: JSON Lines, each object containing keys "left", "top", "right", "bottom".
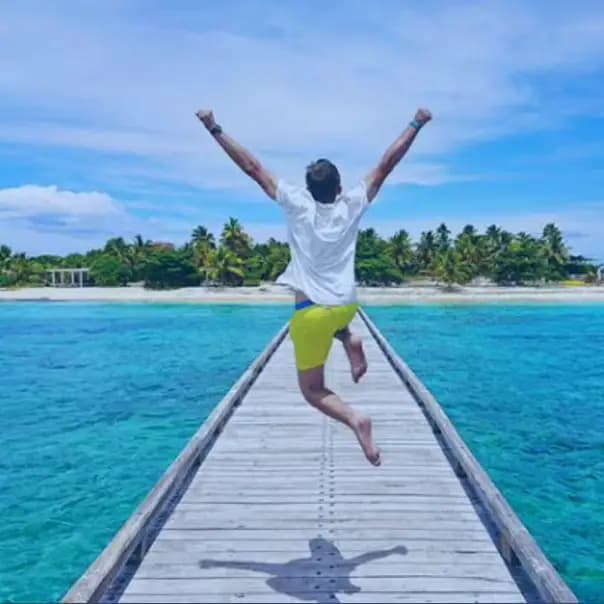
{"left": 196, "top": 107, "right": 432, "bottom": 465}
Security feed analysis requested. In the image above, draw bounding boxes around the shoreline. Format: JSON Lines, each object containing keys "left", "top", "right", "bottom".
{"left": 2, "top": 285, "right": 604, "bottom": 305}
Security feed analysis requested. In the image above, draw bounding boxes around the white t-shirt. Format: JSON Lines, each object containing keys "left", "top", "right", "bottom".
{"left": 274, "top": 179, "right": 369, "bottom": 306}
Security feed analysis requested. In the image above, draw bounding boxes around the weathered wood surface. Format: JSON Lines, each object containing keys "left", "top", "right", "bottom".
{"left": 109, "top": 314, "right": 559, "bottom": 604}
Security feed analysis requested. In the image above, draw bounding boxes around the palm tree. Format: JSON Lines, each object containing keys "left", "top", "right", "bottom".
{"left": 197, "top": 245, "right": 216, "bottom": 283}
{"left": 357, "top": 228, "right": 385, "bottom": 257}
{"left": 516, "top": 231, "right": 535, "bottom": 245}
{"left": 433, "top": 249, "right": 470, "bottom": 290}
{"left": 133, "top": 234, "right": 152, "bottom": 250}
{"left": 485, "top": 224, "right": 500, "bottom": 243}
{"left": 455, "top": 224, "right": 481, "bottom": 279}
{"left": 541, "top": 223, "right": 568, "bottom": 281}
{"left": 9, "top": 253, "right": 32, "bottom": 284}
{"left": 0, "top": 245, "right": 12, "bottom": 272}
{"left": 190, "top": 228, "right": 217, "bottom": 282}
{"left": 435, "top": 223, "right": 451, "bottom": 253}
{"left": 191, "top": 226, "right": 216, "bottom": 249}
{"left": 415, "top": 230, "right": 437, "bottom": 275}
{"left": 104, "top": 237, "right": 129, "bottom": 260}
{"left": 102, "top": 237, "right": 136, "bottom": 281}
{"left": 500, "top": 230, "right": 513, "bottom": 247}
{"left": 220, "top": 218, "right": 251, "bottom": 257}
{"left": 206, "top": 247, "right": 245, "bottom": 285}
{"left": 388, "top": 230, "right": 414, "bottom": 277}
{"left": 481, "top": 224, "right": 501, "bottom": 275}
{"left": 131, "top": 235, "right": 151, "bottom": 281}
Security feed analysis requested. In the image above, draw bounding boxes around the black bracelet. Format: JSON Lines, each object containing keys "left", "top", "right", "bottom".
{"left": 209, "top": 124, "right": 223, "bottom": 136}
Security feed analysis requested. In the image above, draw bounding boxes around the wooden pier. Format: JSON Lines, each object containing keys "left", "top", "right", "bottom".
{"left": 63, "top": 310, "right": 577, "bottom": 604}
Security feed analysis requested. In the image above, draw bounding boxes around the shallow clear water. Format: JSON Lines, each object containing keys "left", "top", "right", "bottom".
{"left": 367, "top": 304, "right": 604, "bottom": 604}
{"left": 0, "top": 302, "right": 603, "bottom": 603}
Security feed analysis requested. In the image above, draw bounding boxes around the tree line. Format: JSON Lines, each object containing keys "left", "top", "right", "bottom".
{"left": 0, "top": 220, "right": 599, "bottom": 289}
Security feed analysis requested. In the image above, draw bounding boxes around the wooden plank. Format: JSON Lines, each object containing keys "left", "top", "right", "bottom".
{"left": 143, "top": 544, "right": 505, "bottom": 563}
{"left": 129, "top": 564, "right": 516, "bottom": 591}
{"left": 119, "top": 593, "right": 527, "bottom": 604}
{"left": 148, "top": 536, "right": 504, "bottom": 554}
{"left": 156, "top": 528, "right": 499, "bottom": 542}
{"left": 174, "top": 502, "right": 480, "bottom": 513}
{"left": 121, "top": 576, "right": 523, "bottom": 595}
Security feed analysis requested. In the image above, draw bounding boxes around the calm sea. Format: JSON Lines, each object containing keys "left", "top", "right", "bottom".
{"left": 0, "top": 302, "right": 602, "bottom": 602}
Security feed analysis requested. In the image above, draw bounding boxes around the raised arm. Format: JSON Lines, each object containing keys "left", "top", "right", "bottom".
{"left": 196, "top": 109, "right": 277, "bottom": 200}
{"left": 365, "top": 108, "right": 432, "bottom": 203}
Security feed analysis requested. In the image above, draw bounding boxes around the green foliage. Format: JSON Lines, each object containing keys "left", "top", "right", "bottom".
{"left": 415, "top": 230, "right": 437, "bottom": 275}
{"left": 433, "top": 249, "right": 472, "bottom": 289}
{"left": 356, "top": 228, "right": 402, "bottom": 285}
{"left": 388, "top": 230, "right": 414, "bottom": 278}
{"left": 220, "top": 217, "right": 252, "bottom": 259}
{"left": 90, "top": 255, "right": 132, "bottom": 286}
{"left": 541, "top": 223, "right": 569, "bottom": 281}
{"left": 0, "top": 247, "right": 45, "bottom": 286}
{"left": 491, "top": 232, "right": 547, "bottom": 285}
{"left": 435, "top": 223, "right": 451, "bottom": 254}
{"left": 191, "top": 225, "right": 216, "bottom": 249}
{"left": 0, "top": 220, "right": 597, "bottom": 290}
{"left": 455, "top": 225, "right": 482, "bottom": 280}
{"left": 142, "top": 249, "right": 198, "bottom": 289}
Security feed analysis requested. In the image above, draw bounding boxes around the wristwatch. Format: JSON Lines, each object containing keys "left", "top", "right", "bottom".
{"left": 409, "top": 119, "right": 423, "bottom": 131}
{"left": 209, "top": 124, "right": 223, "bottom": 136}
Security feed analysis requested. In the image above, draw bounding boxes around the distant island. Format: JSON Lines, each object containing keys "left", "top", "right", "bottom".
{"left": 1, "top": 219, "right": 601, "bottom": 291}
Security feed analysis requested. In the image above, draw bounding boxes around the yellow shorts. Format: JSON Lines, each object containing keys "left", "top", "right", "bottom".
{"left": 289, "top": 303, "right": 359, "bottom": 371}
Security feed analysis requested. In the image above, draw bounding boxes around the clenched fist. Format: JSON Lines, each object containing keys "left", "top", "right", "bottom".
{"left": 195, "top": 109, "right": 216, "bottom": 130}
{"left": 414, "top": 108, "right": 432, "bottom": 126}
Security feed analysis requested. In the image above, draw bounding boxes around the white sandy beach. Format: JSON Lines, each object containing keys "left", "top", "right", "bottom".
{"left": 2, "top": 284, "right": 604, "bottom": 304}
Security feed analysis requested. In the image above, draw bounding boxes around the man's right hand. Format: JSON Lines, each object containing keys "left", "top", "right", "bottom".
{"left": 195, "top": 109, "right": 217, "bottom": 130}
{"left": 414, "top": 108, "right": 432, "bottom": 126}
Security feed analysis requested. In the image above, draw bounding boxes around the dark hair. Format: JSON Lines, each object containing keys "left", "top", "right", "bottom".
{"left": 305, "top": 158, "right": 341, "bottom": 204}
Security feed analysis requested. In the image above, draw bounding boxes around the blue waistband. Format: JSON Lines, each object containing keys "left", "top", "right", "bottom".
{"left": 295, "top": 299, "right": 315, "bottom": 311}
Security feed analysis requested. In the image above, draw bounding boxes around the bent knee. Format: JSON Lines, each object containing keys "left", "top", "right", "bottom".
{"left": 300, "top": 384, "right": 320, "bottom": 405}
{"left": 299, "top": 380, "right": 327, "bottom": 406}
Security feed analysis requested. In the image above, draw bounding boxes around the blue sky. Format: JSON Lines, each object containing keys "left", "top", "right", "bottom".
{"left": 1, "top": 0, "right": 603, "bottom": 260}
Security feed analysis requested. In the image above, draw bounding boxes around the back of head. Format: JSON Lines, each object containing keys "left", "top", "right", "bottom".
{"left": 305, "top": 159, "right": 342, "bottom": 204}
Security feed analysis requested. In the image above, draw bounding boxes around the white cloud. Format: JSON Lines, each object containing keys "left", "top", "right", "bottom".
{"left": 0, "top": 184, "right": 235, "bottom": 255}
{"left": 0, "top": 2, "right": 603, "bottom": 193}
{"left": 0, "top": 185, "right": 121, "bottom": 221}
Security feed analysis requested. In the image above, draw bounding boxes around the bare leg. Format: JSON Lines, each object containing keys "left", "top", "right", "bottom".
{"left": 298, "top": 366, "right": 380, "bottom": 466}
{"left": 334, "top": 327, "right": 368, "bottom": 383}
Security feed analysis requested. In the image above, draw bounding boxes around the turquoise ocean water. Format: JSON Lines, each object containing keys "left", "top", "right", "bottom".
{"left": 0, "top": 302, "right": 603, "bottom": 602}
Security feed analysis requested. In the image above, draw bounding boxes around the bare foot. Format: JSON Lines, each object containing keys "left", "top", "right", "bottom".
{"left": 344, "top": 334, "right": 368, "bottom": 383}
{"left": 353, "top": 415, "right": 381, "bottom": 466}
